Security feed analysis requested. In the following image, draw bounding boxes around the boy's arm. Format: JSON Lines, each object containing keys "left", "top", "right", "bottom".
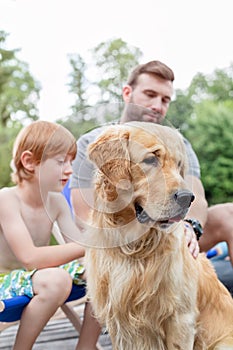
{"left": 0, "top": 191, "right": 85, "bottom": 271}
{"left": 53, "top": 192, "right": 86, "bottom": 244}
{"left": 71, "top": 188, "right": 93, "bottom": 229}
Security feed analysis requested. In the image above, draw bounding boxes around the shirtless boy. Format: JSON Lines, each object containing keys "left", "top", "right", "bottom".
{"left": 0, "top": 121, "right": 100, "bottom": 350}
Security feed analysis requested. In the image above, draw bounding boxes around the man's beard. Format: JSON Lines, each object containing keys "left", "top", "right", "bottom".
{"left": 123, "top": 102, "right": 164, "bottom": 124}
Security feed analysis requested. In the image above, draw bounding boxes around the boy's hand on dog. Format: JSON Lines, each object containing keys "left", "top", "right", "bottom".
{"left": 184, "top": 222, "right": 200, "bottom": 259}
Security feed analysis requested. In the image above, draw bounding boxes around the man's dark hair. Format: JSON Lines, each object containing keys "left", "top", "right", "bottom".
{"left": 127, "top": 60, "right": 175, "bottom": 88}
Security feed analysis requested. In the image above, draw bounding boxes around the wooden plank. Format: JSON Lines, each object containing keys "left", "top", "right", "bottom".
{"left": 0, "top": 318, "right": 112, "bottom": 349}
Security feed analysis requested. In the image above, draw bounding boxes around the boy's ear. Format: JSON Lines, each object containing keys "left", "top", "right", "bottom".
{"left": 20, "top": 151, "right": 35, "bottom": 172}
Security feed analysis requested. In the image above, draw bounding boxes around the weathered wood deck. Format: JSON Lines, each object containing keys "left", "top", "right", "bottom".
{"left": 0, "top": 302, "right": 112, "bottom": 349}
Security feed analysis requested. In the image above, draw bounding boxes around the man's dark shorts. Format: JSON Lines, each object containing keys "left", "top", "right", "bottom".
{"left": 212, "top": 260, "right": 233, "bottom": 297}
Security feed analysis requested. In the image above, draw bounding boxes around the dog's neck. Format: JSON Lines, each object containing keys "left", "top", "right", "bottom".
{"left": 88, "top": 204, "right": 184, "bottom": 252}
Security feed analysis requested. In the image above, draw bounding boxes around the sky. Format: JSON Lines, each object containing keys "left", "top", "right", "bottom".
{"left": 1, "top": 0, "right": 233, "bottom": 121}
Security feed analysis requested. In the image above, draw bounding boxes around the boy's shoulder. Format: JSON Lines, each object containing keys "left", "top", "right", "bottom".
{"left": 0, "top": 187, "right": 19, "bottom": 215}
{"left": 0, "top": 186, "right": 17, "bottom": 199}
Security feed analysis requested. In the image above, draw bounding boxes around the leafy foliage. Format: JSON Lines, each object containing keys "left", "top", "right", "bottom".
{"left": 58, "top": 102, "right": 125, "bottom": 139}
{"left": 0, "top": 30, "right": 40, "bottom": 127}
{"left": 66, "top": 38, "right": 142, "bottom": 128}
{"left": 185, "top": 101, "right": 233, "bottom": 204}
{"left": 0, "top": 31, "right": 41, "bottom": 188}
{"left": 167, "top": 89, "right": 194, "bottom": 130}
{"left": 188, "top": 64, "right": 233, "bottom": 102}
{"left": 91, "top": 38, "right": 143, "bottom": 103}
{"left": 67, "top": 53, "right": 89, "bottom": 117}
{"left": 169, "top": 64, "right": 233, "bottom": 204}
{"left": 0, "top": 122, "right": 22, "bottom": 187}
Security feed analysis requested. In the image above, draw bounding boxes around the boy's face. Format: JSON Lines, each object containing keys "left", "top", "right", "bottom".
{"left": 122, "top": 73, "right": 173, "bottom": 124}
{"left": 36, "top": 154, "right": 73, "bottom": 193}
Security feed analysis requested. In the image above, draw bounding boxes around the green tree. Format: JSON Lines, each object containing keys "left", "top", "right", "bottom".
{"left": 91, "top": 38, "right": 143, "bottom": 103}
{"left": 0, "top": 30, "right": 41, "bottom": 127}
{"left": 67, "top": 53, "right": 89, "bottom": 118}
{"left": 167, "top": 63, "right": 233, "bottom": 205}
{"left": 58, "top": 103, "right": 125, "bottom": 139}
{"left": 57, "top": 118, "right": 99, "bottom": 140}
{"left": 186, "top": 100, "right": 233, "bottom": 205}
{"left": 0, "top": 122, "right": 22, "bottom": 187}
{"left": 0, "top": 30, "right": 41, "bottom": 188}
{"left": 167, "top": 63, "right": 233, "bottom": 131}
{"left": 62, "top": 38, "right": 142, "bottom": 136}
{"left": 188, "top": 64, "right": 233, "bottom": 102}
{"left": 167, "top": 89, "right": 194, "bottom": 130}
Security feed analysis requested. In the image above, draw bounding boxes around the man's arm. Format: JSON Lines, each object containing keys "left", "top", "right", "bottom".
{"left": 185, "top": 175, "right": 208, "bottom": 228}
{"left": 199, "top": 203, "right": 233, "bottom": 264}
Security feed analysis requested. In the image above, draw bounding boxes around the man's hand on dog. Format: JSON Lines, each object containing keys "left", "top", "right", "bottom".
{"left": 184, "top": 222, "right": 200, "bottom": 259}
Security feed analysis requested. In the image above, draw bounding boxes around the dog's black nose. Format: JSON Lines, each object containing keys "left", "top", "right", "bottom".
{"left": 174, "top": 190, "right": 195, "bottom": 208}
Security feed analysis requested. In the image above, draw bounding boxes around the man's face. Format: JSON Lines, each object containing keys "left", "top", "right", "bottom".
{"left": 122, "top": 73, "right": 173, "bottom": 124}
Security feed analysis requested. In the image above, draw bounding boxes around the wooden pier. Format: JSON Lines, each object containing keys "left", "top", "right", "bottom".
{"left": 0, "top": 301, "right": 112, "bottom": 349}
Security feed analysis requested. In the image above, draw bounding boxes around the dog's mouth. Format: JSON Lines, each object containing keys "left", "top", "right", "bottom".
{"left": 134, "top": 203, "right": 186, "bottom": 227}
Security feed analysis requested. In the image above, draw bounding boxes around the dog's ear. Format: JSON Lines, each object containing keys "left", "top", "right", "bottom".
{"left": 88, "top": 127, "right": 131, "bottom": 190}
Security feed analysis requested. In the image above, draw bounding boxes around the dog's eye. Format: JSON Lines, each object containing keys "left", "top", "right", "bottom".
{"left": 143, "top": 156, "right": 158, "bottom": 166}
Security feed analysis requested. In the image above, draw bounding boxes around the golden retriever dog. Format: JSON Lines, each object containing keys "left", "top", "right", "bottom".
{"left": 85, "top": 121, "right": 233, "bottom": 350}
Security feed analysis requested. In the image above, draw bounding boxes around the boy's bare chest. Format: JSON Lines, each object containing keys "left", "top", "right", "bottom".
{"left": 20, "top": 204, "right": 55, "bottom": 245}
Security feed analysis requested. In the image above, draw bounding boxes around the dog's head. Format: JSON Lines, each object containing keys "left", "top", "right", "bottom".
{"left": 88, "top": 122, "right": 194, "bottom": 241}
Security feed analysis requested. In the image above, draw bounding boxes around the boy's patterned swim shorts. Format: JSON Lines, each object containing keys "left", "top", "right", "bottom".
{"left": 0, "top": 259, "right": 85, "bottom": 299}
